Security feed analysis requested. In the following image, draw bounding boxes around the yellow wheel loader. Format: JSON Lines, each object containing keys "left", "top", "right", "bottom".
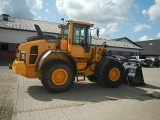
{"left": 11, "top": 20, "right": 145, "bottom": 93}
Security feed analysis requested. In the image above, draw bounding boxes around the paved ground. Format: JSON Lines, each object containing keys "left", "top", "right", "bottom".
{"left": 0, "top": 65, "right": 160, "bottom": 120}
{"left": 0, "top": 66, "right": 18, "bottom": 120}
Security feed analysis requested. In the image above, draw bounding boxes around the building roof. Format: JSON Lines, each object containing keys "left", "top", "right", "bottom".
{"left": 92, "top": 38, "right": 142, "bottom": 50}
{"left": 0, "top": 14, "right": 143, "bottom": 51}
{"left": 135, "top": 39, "right": 160, "bottom": 56}
{"left": 0, "top": 14, "right": 59, "bottom": 33}
{"left": 110, "top": 37, "right": 142, "bottom": 48}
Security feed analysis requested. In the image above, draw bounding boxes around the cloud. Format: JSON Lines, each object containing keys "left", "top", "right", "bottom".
{"left": 107, "top": 23, "right": 121, "bottom": 33}
{"left": 46, "top": 9, "right": 49, "bottom": 13}
{"left": 0, "top": 0, "right": 43, "bottom": 19}
{"left": 91, "top": 28, "right": 109, "bottom": 39}
{"left": 142, "top": 0, "right": 160, "bottom": 22}
{"left": 133, "top": 23, "right": 151, "bottom": 32}
{"left": 155, "top": 32, "right": 160, "bottom": 38}
{"left": 91, "top": 23, "right": 121, "bottom": 38}
{"left": 142, "top": 9, "right": 147, "bottom": 16}
{"left": 56, "top": 0, "right": 133, "bottom": 24}
{"left": 139, "top": 35, "right": 153, "bottom": 41}
{"left": 56, "top": 0, "right": 133, "bottom": 38}
{"left": 133, "top": 4, "right": 139, "bottom": 12}
{"left": 26, "top": 0, "right": 42, "bottom": 10}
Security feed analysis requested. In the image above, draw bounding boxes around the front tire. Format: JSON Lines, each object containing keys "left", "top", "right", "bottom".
{"left": 41, "top": 60, "right": 74, "bottom": 93}
{"left": 98, "top": 60, "right": 124, "bottom": 88}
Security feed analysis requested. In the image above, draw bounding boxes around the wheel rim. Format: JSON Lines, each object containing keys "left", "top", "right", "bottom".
{"left": 109, "top": 68, "right": 120, "bottom": 82}
{"left": 51, "top": 69, "right": 68, "bottom": 86}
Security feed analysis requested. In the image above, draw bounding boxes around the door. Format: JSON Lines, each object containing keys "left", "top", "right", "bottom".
{"left": 70, "top": 24, "right": 91, "bottom": 57}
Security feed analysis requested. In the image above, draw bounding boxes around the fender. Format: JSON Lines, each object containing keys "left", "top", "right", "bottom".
{"left": 35, "top": 50, "right": 68, "bottom": 71}
{"left": 95, "top": 56, "right": 116, "bottom": 77}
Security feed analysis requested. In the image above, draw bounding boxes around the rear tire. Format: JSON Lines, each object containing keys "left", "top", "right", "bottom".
{"left": 41, "top": 60, "right": 74, "bottom": 93}
{"left": 98, "top": 60, "right": 124, "bottom": 88}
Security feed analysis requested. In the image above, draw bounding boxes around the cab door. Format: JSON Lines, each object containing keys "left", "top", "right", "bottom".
{"left": 70, "top": 24, "right": 91, "bottom": 58}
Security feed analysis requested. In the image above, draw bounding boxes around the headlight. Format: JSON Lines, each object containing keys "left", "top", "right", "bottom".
{"left": 20, "top": 51, "right": 26, "bottom": 60}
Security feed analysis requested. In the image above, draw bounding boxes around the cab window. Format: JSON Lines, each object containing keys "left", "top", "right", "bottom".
{"left": 73, "top": 24, "right": 91, "bottom": 52}
{"left": 73, "top": 24, "right": 85, "bottom": 44}
{"left": 62, "top": 24, "right": 69, "bottom": 40}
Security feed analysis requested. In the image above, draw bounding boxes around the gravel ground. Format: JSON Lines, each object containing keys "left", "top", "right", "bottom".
{"left": 0, "top": 65, "right": 18, "bottom": 120}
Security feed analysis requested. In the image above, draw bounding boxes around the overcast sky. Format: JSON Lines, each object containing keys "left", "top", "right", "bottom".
{"left": 0, "top": 0, "right": 160, "bottom": 41}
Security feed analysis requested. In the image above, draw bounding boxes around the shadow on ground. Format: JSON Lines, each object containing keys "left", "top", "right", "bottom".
{"left": 27, "top": 82, "right": 159, "bottom": 102}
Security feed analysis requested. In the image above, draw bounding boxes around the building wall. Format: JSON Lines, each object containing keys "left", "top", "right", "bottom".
{"left": 0, "top": 29, "right": 58, "bottom": 61}
{"left": 0, "top": 29, "right": 58, "bottom": 43}
{"left": 0, "top": 29, "right": 35, "bottom": 61}
{"left": 0, "top": 29, "right": 36, "bottom": 43}
{"left": 107, "top": 47, "right": 140, "bottom": 58}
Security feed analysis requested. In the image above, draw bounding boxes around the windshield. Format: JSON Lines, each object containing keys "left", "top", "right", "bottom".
{"left": 62, "top": 24, "right": 69, "bottom": 40}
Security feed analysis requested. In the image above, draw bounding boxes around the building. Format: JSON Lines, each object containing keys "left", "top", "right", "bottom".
{"left": 135, "top": 39, "right": 160, "bottom": 57}
{"left": 0, "top": 14, "right": 59, "bottom": 61}
{"left": 92, "top": 37, "right": 143, "bottom": 58}
{"left": 0, "top": 14, "right": 143, "bottom": 61}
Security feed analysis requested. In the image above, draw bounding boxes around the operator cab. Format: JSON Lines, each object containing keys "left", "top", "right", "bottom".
{"left": 60, "top": 20, "right": 93, "bottom": 57}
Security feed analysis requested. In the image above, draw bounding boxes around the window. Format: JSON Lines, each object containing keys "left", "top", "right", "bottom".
{"left": 132, "top": 56, "right": 136, "bottom": 59}
{"left": 8, "top": 44, "right": 16, "bottom": 51}
{"left": 110, "top": 51, "right": 113, "bottom": 54}
{"left": 1, "top": 44, "right": 8, "bottom": 51}
{"left": 114, "top": 51, "right": 117, "bottom": 54}
{"left": 62, "top": 24, "right": 69, "bottom": 40}
{"left": 123, "top": 51, "right": 126, "bottom": 55}
{"left": 73, "top": 24, "right": 86, "bottom": 44}
{"left": 73, "top": 24, "right": 91, "bottom": 52}
{"left": 0, "top": 43, "right": 18, "bottom": 51}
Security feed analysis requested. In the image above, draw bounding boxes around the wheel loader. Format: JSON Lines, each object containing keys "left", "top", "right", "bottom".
{"left": 11, "top": 20, "right": 145, "bottom": 93}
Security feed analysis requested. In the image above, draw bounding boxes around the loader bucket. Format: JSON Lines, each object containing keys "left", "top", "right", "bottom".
{"left": 123, "top": 62, "right": 145, "bottom": 86}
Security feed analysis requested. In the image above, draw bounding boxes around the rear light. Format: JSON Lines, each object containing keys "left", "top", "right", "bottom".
{"left": 20, "top": 51, "right": 26, "bottom": 61}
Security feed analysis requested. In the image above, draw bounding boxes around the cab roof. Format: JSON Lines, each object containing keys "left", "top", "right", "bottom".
{"left": 67, "top": 20, "right": 94, "bottom": 26}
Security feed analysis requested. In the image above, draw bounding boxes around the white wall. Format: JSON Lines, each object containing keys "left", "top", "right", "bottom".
{"left": 0, "top": 29, "right": 35, "bottom": 43}
{"left": 0, "top": 29, "right": 58, "bottom": 43}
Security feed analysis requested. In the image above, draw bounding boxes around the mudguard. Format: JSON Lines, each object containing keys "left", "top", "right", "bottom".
{"left": 35, "top": 50, "right": 77, "bottom": 76}
{"left": 35, "top": 50, "right": 68, "bottom": 71}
